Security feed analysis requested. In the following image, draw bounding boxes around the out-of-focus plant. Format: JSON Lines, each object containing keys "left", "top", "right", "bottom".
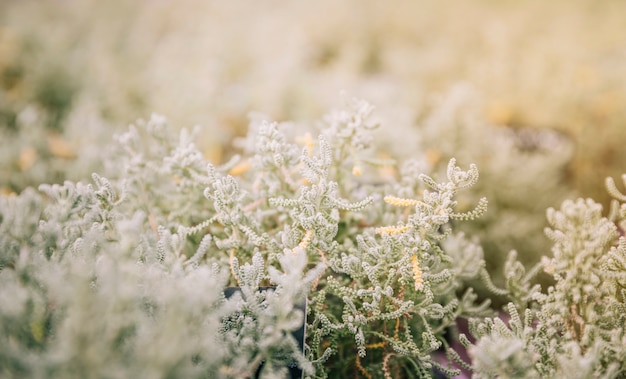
{"left": 414, "top": 85, "right": 574, "bottom": 289}
{"left": 2, "top": 0, "right": 626, "bottom": 202}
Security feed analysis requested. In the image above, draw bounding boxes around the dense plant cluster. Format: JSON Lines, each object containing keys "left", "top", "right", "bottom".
{"left": 2, "top": 92, "right": 626, "bottom": 378}
{"left": 3, "top": 1, "right": 626, "bottom": 377}
{"left": 468, "top": 181, "right": 626, "bottom": 378}
{"left": 0, "top": 98, "right": 497, "bottom": 378}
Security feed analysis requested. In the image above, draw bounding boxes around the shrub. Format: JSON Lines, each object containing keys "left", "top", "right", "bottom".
{"left": 467, "top": 178, "right": 626, "bottom": 378}
{"left": 2, "top": 97, "right": 625, "bottom": 378}
{"left": 1, "top": 98, "right": 505, "bottom": 378}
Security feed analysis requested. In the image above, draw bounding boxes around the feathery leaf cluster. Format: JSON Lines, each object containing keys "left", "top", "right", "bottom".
{"left": 469, "top": 182, "right": 626, "bottom": 378}
{"left": 0, "top": 98, "right": 502, "bottom": 378}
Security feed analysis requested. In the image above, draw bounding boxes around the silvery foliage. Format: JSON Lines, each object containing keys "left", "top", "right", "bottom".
{"left": 468, "top": 180, "right": 626, "bottom": 378}
{"left": 1, "top": 97, "right": 498, "bottom": 378}
{"left": 218, "top": 97, "right": 495, "bottom": 378}
{"left": 0, "top": 115, "right": 315, "bottom": 379}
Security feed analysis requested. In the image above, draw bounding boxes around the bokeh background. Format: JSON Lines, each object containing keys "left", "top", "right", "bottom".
{"left": 1, "top": 0, "right": 625, "bottom": 283}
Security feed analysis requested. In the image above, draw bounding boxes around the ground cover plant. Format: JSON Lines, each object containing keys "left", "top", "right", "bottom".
{"left": 2, "top": 97, "right": 626, "bottom": 378}
{"left": 0, "top": 98, "right": 495, "bottom": 378}
{"left": 469, "top": 182, "right": 626, "bottom": 378}
{"left": 2, "top": 0, "right": 626, "bottom": 377}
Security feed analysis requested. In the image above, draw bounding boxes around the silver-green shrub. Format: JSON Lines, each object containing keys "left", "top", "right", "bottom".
{"left": 468, "top": 178, "right": 626, "bottom": 378}
{"left": 1, "top": 98, "right": 504, "bottom": 378}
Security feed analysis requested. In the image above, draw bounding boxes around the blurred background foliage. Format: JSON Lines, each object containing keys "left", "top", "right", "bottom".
{"left": 1, "top": 0, "right": 625, "bottom": 286}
